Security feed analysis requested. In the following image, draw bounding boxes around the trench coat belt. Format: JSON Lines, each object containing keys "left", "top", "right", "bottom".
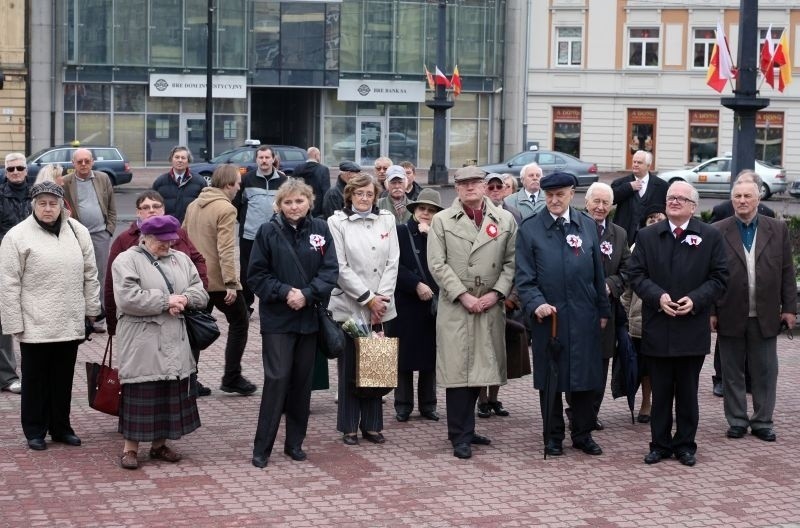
{"left": 464, "top": 276, "right": 491, "bottom": 297}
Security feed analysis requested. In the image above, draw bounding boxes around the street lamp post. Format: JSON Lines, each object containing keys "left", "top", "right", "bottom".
{"left": 425, "top": 0, "right": 453, "bottom": 185}
{"left": 204, "top": 0, "right": 215, "bottom": 162}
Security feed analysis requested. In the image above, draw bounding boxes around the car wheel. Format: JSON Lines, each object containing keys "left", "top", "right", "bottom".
{"left": 203, "top": 173, "right": 213, "bottom": 185}
{"left": 103, "top": 172, "right": 117, "bottom": 186}
{"left": 760, "top": 183, "right": 771, "bottom": 201}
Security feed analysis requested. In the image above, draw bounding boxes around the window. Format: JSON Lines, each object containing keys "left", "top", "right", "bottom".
{"left": 155, "top": 119, "right": 170, "bottom": 139}
{"left": 692, "top": 28, "right": 715, "bottom": 68}
{"left": 756, "top": 111, "right": 783, "bottom": 166}
{"left": 223, "top": 120, "right": 237, "bottom": 140}
{"left": 628, "top": 28, "right": 660, "bottom": 67}
{"left": 556, "top": 27, "right": 582, "bottom": 67}
{"left": 552, "top": 107, "right": 581, "bottom": 157}
{"left": 688, "top": 110, "right": 719, "bottom": 163}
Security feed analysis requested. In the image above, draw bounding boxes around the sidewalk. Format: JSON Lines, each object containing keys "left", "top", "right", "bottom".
{"left": 1, "top": 311, "right": 799, "bottom": 527}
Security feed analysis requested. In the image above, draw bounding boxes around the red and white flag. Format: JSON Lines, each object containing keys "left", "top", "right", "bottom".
{"left": 423, "top": 65, "right": 434, "bottom": 90}
{"left": 760, "top": 24, "right": 775, "bottom": 88}
{"left": 434, "top": 66, "right": 451, "bottom": 88}
{"left": 706, "top": 21, "right": 735, "bottom": 93}
{"left": 450, "top": 65, "right": 462, "bottom": 96}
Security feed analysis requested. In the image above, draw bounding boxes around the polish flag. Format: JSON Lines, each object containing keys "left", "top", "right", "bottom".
{"left": 434, "top": 66, "right": 451, "bottom": 88}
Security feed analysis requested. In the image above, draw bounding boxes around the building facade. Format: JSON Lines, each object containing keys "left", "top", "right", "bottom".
{"left": 25, "top": 0, "right": 517, "bottom": 169}
{"left": 0, "top": 0, "right": 28, "bottom": 155}
{"left": 526, "top": 0, "right": 800, "bottom": 175}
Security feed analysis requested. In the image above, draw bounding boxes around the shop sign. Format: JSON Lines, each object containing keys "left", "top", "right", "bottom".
{"left": 756, "top": 111, "right": 783, "bottom": 127}
{"left": 689, "top": 110, "right": 719, "bottom": 125}
{"left": 149, "top": 74, "right": 247, "bottom": 99}
{"left": 553, "top": 107, "right": 581, "bottom": 122}
{"left": 338, "top": 79, "right": 425, "bottom": 102}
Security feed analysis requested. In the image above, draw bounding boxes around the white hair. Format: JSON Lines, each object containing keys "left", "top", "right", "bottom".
{"left": 585, "top": 182, "right": 613, "bottom": 201}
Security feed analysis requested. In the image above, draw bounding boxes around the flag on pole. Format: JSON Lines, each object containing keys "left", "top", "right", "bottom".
{"left": 706, "top": 22, "right": 735, "bottom": 93}
{"left": 773, "top": 30, "right": 793, "bottom": 92}
{"left": 760, "top": 24, "right": 775, "bottom": 88}
{"left": 434, "top": 66, "right": 451, "bottom": 88}
{"left": 450, "top": 65, "right": 462, "bottom": 96}
{"left": 423, "top": 65, "right": 435, "bottom": 90}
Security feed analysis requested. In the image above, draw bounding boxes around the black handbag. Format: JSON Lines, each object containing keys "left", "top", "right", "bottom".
{"left": 138, "top": 248, "right": 220, "bottom": 350}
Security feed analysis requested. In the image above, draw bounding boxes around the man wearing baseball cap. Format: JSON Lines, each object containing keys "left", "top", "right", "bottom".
{"left": 377, "top": 165, "right": 411, "bottom": 224}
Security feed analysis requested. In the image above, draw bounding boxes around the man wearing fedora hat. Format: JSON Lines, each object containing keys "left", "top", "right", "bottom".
{"left": 428, "top": 166, "right": 517, "bottom": 459}
{"left": 388, "top": 188, "right": 444, "bottom": 423}
{"left": 515, "top": 171, "right": 611, "bottom": 458}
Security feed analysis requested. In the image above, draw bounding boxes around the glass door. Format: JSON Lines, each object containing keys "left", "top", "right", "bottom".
{"left": 181, "top": 114, "right": 207, "bottom": 160}
{"left": 356, "top": 118, "right": 384, "bottom": 166}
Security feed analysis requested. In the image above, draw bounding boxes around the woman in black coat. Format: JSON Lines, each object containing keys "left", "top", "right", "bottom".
{"left": 389, "top": 189, "right": 443, "bottom": 422}
{"left": 247, "top": 179, "right": 339, "bottom": 468}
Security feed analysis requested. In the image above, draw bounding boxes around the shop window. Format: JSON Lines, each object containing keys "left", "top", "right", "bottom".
{"left": 556, "top": 27, "right": 582, "bottom": 67}
{"left": 223, "top": 120, "right": 237, "bottom": 139}
{"left": 688, "top": 110, "right": 719, "bottom": 163}
{"left": 113, "top": 115, "right": 146, "bottom": 165}
{"left": 147, "top": 115, "right": 179, "bottom": 163}
{"left": 628, "top": 28, "right": 660, "bottom": 67}
{"left": 155, "top": 119, "right": 171, "bottom": 139}
{"left": 552, "top": 107, "right": 581, "bottom": 157}
{"left": 114, "top": 85, "right": 146, "bottom": 113}
{"left": 626, "top": 108, "right": 657, "bottom": 168}
{"left": 77, "top": 84, "right": 111, "bottom": 112}
{"left": 756, "top": 111, "right": 783, "bottom": 166}
{"left": 692, "top": 29, "right": 715, "bottom": 68}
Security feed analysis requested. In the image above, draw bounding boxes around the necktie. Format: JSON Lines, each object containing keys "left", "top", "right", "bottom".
{"left": 556, "top": 217, "right": 566, "bottom": 233}
{"left": 673, "top": 227, "right": 683, "bottom": 239}
{"left": 596, "top": 223, "right": 604, "bottom": 239}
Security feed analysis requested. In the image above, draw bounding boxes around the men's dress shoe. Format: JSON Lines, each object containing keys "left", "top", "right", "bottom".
{"left": 283, "top": 446, "right": 307, "bottom": 461}
{"left": 27, "top": 438, "right": 46, "bottom": 451}
{"left": 752, "top": 428, "right": 777, "bottom": 442}
{"left": 453, "top": 443, "right": 472, "bottom": 459}
{"left": 420, "top": 410, "right": 440, "bottom": 421}
{"left": 572, "top": 437, "right": 603, "bottom": 455}
{"left": 362, "top": 431, "right": 385, "bottom": 444}
{"left": 342, "top": 434, "right": 359, "bottom": 446}
{"left": 726, "top": 426, "right": 747, "bottom": 439}
{"left": 2, "top": 379, "right": 21, "bottom": 394}
{"left": 544, "top": 440, "right": 563, "bottom": 457}
{"left": 470, "top": 434, "right": 491, "bottom": 446}
{"left": 251, "top": 455, "right": 268, "bottom": 468}
{"left": 149, "top": 444, "right": 182, "bottom": 463}
{"left": 489, "top": 401, "right": 510, "bottom": 417}
{"left": 196, "top": 382, "right": 212, "bottom": 397}
{"left": 120, "top": 450, "right": 138, "bottom": 469}
{"left": 713, "top": 382, "right": 724, "bottom": 397}
{"left": 644, "top": 450, "right": 671, "bottom": 465}
{"left": 220, "top": 377, "right": 257, "bottom": 396}
{"left": 677, "top": 452, "right": 696, "bottom": 467}
{"left": 395, "top": 412, "right": 410, "bottom": 422}
{"left": 52, "top": 434, "right": 81, "bottom": 446}
{"left": 476, "top": 402, "right": 491, "bottom": 418}
{"left": 594, "top": 420, "right": 605, "bottom": 431}
{"left": 636, "top": 414, "right": 651, "bottom": 424}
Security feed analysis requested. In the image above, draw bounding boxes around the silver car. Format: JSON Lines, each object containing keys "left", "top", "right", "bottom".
{"left": 656, "top": 156, "right": 787, "bottom": 200}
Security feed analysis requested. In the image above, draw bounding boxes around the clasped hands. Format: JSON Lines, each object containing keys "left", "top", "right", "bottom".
{"left": 286, "top": 288, "right": 307, "bottom": 311}
{"left": 459, "top": 291, "right": 500, "bottom": 314}
{"left": 368, "top": 294, "right": 391, "bottom": 325}
{"left": 660, "top": 293, "right": 693, "bottom": 317}
{"left": 416, "top": 282, "right": 434, "bottom": 301}
{"left": 168, "top": 294, "right": 189, "bottom": 317}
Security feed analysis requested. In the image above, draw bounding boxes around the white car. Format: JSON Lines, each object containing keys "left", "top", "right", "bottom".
{"left": 656, "top": 156, "right": 787, "bottom": 200}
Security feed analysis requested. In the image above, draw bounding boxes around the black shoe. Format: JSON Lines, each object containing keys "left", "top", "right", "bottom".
{"left": 52, "top": 433, "right": 81, "bottom": 446}
{"left": 726, "top": 425, "right": 747, "bottom": 439}
{"left": 752, "top": 428, "right": 777, "bottom": 442}
{"left": 362, "top": 431, "right": 385, "bottom": 444}
{"left": 677, "top": 452, "right": 696, "bottom": 466}
{"left": 283, "top": 446, "right": 307, "bottom": 461}
{"left": 197, "top": 382, "right": 212, "bottom": 397}
{"left": 251, "top": 455, "right": 268, "bottom": 468}
{"left": 342, "top": 434, "right": 359, "bottom": 446}
{"left": 572, "top": 437, "right": 603, "bottom": 455}
{"left": 476, "top": 402, "right": 491, "bottom": 418}
{"left": 420, "top": 410, "right": 440, "bottom": 421}
{"left": 453, "top": 443, "right": 472, "bottom": 459}
{"left": 489, "top": 401, "right": 509, "bottom": 417}
{"left": 27, "top": 438, "right": 46, "bottom": 451}
{"left": 220, "top": 377, "right": 257, "bottom": 396}
{"left": 713, "top": 382, "right": 724, "bottom": 397}
{"left": 544, "top": 440, "right": 563, "bottom": 457}
{"left": 395, "top": 412, "right": 410, "bottom": 422}
{"left": 594, "top": 419, "right": 605, "bottom": 431}
{"left": 636, "top": 414, "right": 651, "bottom": 424}
{"left": 470, "top": 434, "right": 491, "bottom": 446}
{"left": 644, "top": 450, "right": 671, "bottom": 465}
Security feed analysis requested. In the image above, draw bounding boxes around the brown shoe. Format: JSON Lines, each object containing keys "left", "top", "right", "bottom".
{"left": 120, "top": 450, "right": 138, "bottom": 469}
{"left": 149, "top": 444, "right": 182, "bottom": 463}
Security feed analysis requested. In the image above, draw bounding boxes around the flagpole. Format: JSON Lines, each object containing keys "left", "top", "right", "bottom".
{"left": 425, "top": 0, "right": 454, "bottom": 185}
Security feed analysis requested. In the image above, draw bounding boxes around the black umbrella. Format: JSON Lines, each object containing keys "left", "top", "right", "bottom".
{"left": 610, "top": 305, "right": 639, "bottom": 424}
{"left": 542, "top": 314, "right": 562, "bottom": 460}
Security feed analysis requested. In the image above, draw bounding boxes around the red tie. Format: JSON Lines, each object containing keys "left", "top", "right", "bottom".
{"left": 673, "top": 227, "right": 684, "bottom": 239}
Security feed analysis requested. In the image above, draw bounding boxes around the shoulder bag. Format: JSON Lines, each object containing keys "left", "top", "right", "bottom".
{"left": 405, "top": 227, "right": 438, "bottom": 316}
{"left": 138, "top": 248, "right": 220, "bottom": 350}
{"left": 85, "top": 337, "right": 121, "bottom": 416}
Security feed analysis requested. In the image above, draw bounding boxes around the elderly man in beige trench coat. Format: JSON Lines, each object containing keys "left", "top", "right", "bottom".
{"left": 427, "top": 165, "right": 517, "bottom": 459}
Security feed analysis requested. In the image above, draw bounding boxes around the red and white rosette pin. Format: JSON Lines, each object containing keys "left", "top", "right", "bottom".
{"left": 600, "top": 240, "right": 613, "bottom": 259}
{"left": 309, "top": 234, "right": 326, "bottom": 255}
{"left": 566, "top": 234, "right": 583, "bottom": 256}
{"left": 682, "top": 234, "right": 702, "bottom": 247}
{"left": 486, "top": 224, "right": 498, "bottom": 238}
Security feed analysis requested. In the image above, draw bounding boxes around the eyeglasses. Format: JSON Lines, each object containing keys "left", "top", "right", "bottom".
{"left": 5, "top": 166, "right": 26, "bottom": 172}
{"left": 374, "top": 166, "right": 389, "bottom": 171}
{"left": 138, "top": 204, "right": 164, "bottom": 211}
{"left": 487, "top": 184, "right": 504, "bottom": 191}
{"left": 353, "top": 191, "right": 375, "bottom": 199}
{"left": 666, "top": 195, "right": 695, "bottom": 205}
{"left": 74, "top": 159, "right": 93, "bottom": 165}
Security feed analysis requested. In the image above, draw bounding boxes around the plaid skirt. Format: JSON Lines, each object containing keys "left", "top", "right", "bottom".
{"left": 118, "top": 377, "right": 201, "bottom": 442}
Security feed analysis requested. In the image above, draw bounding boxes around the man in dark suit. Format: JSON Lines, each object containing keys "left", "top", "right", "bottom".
{"left": 292, "top": 147, "right": 331, "bottom": 218}
{"left": 628, "top": 181, "right": 728, "bottom": 467}
{"left": 611, "top": 150, "right": 669, "bottom": 243}
{"left": 707, "top": 171, "right": 776, "bottom": 397}
{"left": 711, "top": 174, "right": 796, "bottom": 443}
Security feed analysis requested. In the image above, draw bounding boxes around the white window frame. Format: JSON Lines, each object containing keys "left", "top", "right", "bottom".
{"left": 691, "top": 28, "right": 715, "bottom": 69}
{"left": 627, "top": 27, "right": 660, "bottom": 68}
{"left": 555, "top": 27, "right": 582, "bottom": 67}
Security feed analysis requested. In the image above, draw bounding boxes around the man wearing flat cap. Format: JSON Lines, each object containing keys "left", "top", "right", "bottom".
{"left": 427, "top": 165, "right": 517, "bottom": 459}
{"left": 515, "top": 171, "right": 611, "bottom": 458}
{"left": 378, "top": 165, "right": 412, "bottom": 224}
{"left": 322, "top": 161, "right": 360, "bottom": 219}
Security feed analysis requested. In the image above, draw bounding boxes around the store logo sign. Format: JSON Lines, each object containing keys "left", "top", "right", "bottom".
{"left": 149, "top": 74, "right": 247, "bottom": 99}
{"left": 338, "top": 79, "right": 425, "bottom": 102}
{"left": 357, "top": 84, "right": 371, "bottom": 96}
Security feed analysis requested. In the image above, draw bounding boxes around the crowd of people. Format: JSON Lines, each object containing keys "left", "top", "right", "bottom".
{"left": 0, "top": 146, "right": 795, "bottom": 470}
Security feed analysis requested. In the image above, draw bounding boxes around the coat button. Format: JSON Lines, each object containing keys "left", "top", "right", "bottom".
{"left": 373, "top": 268, "right": 378, "bottom": 272}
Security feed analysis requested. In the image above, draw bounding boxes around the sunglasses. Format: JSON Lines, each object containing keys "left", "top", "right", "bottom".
{"left": 487, "top": 184, "right": 504, "bottom": 191}
{"left": 5, "top": 166, "right": 26, "bottom": 172}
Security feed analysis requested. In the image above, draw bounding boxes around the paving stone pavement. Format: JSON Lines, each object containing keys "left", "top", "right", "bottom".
{"left": 2, "top": 311, "right": 800, "bottom": 527}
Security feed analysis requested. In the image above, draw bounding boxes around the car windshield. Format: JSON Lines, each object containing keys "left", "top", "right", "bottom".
{"left": 210, "top": 148, "right": 247, "bottom": 163}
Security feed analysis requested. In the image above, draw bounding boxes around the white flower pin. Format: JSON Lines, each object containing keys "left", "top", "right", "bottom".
{"left": 600, "top": 240, "right": 613, "bottom": 259}
{"left": 682, "top": 235, "right": 702, "bottom": 247}
{"left": 309, "top": 234, "right": 326, "bottom": 255}
{"left": 566, "top": 234, "right": 583, "bottom": 256}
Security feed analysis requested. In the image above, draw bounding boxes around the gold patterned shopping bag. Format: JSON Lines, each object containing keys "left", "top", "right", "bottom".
{"left": 355, "top": 335, "right": 399, "bottom": 388}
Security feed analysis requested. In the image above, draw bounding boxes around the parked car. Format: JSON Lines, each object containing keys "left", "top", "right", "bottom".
{"left": 479, "top": 147, "right": 598, "bottom": 186}
{"left": 190, "top": 141, "right": 308, "bottom": 184}
{"left": 656, "top": 155, "right": 787, "bottom": 200}
{"left": 0, "top": 144, "right": 133, "bottom": 186}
